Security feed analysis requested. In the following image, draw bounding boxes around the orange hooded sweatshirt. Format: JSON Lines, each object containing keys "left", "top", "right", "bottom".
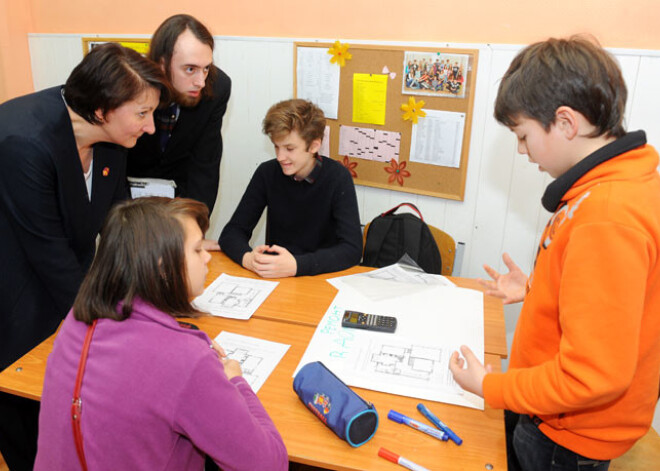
{"left": 483, "top": 131, "right": 660, "bottom": 460}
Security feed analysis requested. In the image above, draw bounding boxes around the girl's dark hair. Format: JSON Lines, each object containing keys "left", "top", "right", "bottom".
{"left": 64, "top": 43, "right": 170, "bottom": 125}
{"left": 73, "top": 197, "right": 209, "bottom": 324}
{"left": 494, "top": 36, "right": 627, "bottom": 138}
{"left": 149, "top": 14, "right": 217, "bottom": 98}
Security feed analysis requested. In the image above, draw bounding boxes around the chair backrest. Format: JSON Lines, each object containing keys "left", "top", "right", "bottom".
{"left": 428, "top": 225, "right": 456, "bottom": 276}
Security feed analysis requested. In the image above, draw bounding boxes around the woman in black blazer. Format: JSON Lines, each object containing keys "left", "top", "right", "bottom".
{"left": 0, "top": 43, "right": 169, "bottom": 470}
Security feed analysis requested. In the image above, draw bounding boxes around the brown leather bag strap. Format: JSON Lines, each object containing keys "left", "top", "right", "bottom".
{"left": 71, "top": 319, "right": 97, "bottom": 471}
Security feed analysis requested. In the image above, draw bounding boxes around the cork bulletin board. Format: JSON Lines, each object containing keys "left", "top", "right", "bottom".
{"left": 82, "top": 38, "right": 150, "bottom": 56}
{"left": 294, "top": 42, "right": 478, "bottom": 201}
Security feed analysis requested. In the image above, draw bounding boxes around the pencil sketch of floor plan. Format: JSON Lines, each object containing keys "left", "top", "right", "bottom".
{"left": 214, "top": 331, "right": 290, "bottom": 393}
{"left": 206, "top": 282, "right": 259, "bottom": 309}
{"left": 370, "top": 344, "right": 442, "bottom": 380}
{"left": 224, "top": 345, "right": 264, "bottom": 378}
{"left": 348, "top": 337, "right": 461, "bottom": 393}
{"left": 194, "top": 274, "right": 278, "bottom": 319}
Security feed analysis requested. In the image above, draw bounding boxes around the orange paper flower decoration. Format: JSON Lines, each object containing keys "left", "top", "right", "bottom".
{"left": 342, "top": 156, "right": 358, "bottom": 178}
{"left": 401, "top": 97, "right": 426, "bottom": 124}
{"left": 385, "top": 159, "right": 410, "bottom": 186}
{"left": 328, "top": 41, "right": 352, "bottom": 67}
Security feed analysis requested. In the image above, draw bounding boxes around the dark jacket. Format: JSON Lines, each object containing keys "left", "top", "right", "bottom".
{"left": 0, "top": 86, "right": 128, "bottom": 370}
{"left": 126, "top": 66, "right": 231, "bottom": 212}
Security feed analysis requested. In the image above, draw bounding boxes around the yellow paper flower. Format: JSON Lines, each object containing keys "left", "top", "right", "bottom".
{"left": 401, "top": 97, "right": 427, "bottom": 124}
{"left": 327, "top": 41, "right": 352, "bottom": 67}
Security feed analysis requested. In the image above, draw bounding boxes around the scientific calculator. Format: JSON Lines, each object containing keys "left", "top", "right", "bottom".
{"left": 341, "top": 310, "right": 397, "bottom": 333}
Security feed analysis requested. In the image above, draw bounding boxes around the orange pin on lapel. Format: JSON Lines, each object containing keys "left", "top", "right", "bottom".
{"left": 102, "top": 167, "right": 110, "bottom": 177}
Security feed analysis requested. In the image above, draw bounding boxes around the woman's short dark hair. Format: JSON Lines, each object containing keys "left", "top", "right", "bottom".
{"left": 494, "top": 36, "right": 627, "bottom": 138}
{"left": 73, "top": 197, "right": 209, "bottom": 324}
{"left": 64, "top": 43, "right": 170, "bottom": 125}
{"left": 149, "top": 14, "right": 217, "bottom": 98}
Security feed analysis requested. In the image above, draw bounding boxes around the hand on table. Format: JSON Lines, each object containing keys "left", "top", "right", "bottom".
{"left": 448, "top": 345, "right": 492, "bottom": 397}
{"left": 477, "top": 252, "right": 527, "bottom": 304}
{"left": 242, "top": 244, "right": 297, "bottom": 278}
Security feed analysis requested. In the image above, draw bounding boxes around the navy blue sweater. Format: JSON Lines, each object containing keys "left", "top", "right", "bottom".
{"left": 220, "top": 157, "right": 362, "bottom": 276}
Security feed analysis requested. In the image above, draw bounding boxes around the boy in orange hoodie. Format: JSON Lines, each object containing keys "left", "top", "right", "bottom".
{"left": 450, "top": 37, "right": 660, "bottom": 471}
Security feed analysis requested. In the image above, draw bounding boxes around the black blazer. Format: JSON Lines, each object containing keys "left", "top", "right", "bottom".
{"left": 0, "top": 86, "right": 128, "bottom": 370}
{"left": 126, "top": 66, "right": 231, "bottom": 212}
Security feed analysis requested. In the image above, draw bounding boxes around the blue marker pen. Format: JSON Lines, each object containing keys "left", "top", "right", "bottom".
{"left": 388, "top": 410, "right": 448, "bottom": 442}
{"left": 416, "top": 403, "right": 463, "bottom": 445}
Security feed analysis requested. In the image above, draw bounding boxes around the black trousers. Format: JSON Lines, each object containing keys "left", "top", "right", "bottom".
{"left": 0, "top": 392, "right": 40, "bottom": 471}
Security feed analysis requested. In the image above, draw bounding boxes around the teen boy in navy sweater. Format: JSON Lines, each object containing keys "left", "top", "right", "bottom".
{"left": 220, "top": 99, "right": 362, "bottom": 277}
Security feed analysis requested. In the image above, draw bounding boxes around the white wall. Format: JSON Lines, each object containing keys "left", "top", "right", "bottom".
{"left": 28, "top": 34, "right": 660, "bottom": 431}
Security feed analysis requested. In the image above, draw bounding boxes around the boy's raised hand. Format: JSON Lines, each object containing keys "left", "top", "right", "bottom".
{"left": 244, "top": 244, "right": 297, "bottom": 278}
{"left": 477, "top": 252, "right": 528, "bottom": 304}
{"left": 449, "top": 345, "right": 492, "bottom": 397}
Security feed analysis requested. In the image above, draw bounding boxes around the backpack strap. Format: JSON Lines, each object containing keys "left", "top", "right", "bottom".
{"left": 381, "top": 202, "right": 424, "bottom": 222}
{"left": 401, "top": 214, "right": 423, "bottom": 261}
{"left": 364, "top": 216, "right": 394, "bottom": 261}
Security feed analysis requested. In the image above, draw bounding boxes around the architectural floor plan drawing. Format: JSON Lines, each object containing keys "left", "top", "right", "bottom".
{"left": 214, "top": 331, "right": 290, "bottom": 393}
{"left": 194, "top": 274, "right": 278, "bottom": 319}
{"left": 371, "top": 344, "right": 442, "bottom": 380}
{"left": 353, "top": 338, "right": 461, "bottom": 393}
{"left": 207, "top": 282, "right": 259, "bottom": 310}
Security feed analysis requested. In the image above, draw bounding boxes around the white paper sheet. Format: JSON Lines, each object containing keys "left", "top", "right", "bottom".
{"left": 410, "top": 109, "right": 466, "bottom": 168}
{"left": 127, "top": 177, "right": 176, "bottom": 199}
{"left": 294, "top": 288, "right": 484, "bottom": 409}
{"left": 193, "top": 274, "right": 278, "bottom": 320}
{"left": 215, "top": 331, "right": 290, "bottom": 393}
{"left": 327, "top": 263, "right": 455, "bottom": 301}
{"left": 296, "top": 47, "right": 340, "bottom": 120}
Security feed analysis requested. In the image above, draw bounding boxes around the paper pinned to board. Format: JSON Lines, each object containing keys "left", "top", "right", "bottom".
{"left": 352, "top": 73, "right": 388, "bottom": 125}
{"left": 297, "top": 47, "right": 340, "bottom": 119}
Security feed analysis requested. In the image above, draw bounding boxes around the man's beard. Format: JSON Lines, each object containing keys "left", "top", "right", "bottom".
{"left": 174, "top": 88, "right": 203, "bottom": 108}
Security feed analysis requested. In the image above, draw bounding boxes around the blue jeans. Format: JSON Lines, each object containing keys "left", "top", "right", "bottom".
{"left": 506, "top": 411, "right": 610, "bottom": 471}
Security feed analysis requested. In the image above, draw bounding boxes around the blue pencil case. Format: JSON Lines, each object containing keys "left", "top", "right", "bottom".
{"left": 293, "top": 361, "right": 378, "bottom": 447}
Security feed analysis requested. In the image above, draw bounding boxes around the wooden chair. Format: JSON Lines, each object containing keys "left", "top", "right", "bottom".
{"left": 609, "top": 426, "right": 660, "bottom": 470}
{"left": 361, "top": 222, "right": 456, "bottom": 276}
{"left": 428, "top": 224, "right": 456, "bottom": 276}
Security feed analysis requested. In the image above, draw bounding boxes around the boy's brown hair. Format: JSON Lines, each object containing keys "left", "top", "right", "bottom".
{"left": 262, "top": 99, "right": 326, "bottom": 149}
{"left": 494, "top": 36, "right": 627, "bottom": 138}
{"left": 73, "top": 197, "right": 209, "bottom": 324}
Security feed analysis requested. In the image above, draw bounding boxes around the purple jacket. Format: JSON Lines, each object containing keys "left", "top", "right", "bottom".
{"left": 35, "top": 299, "right": 288, "bottom": 470}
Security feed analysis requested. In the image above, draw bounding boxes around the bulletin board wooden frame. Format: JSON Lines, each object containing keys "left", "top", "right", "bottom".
{"left": 82, "top": 38, "right": 150, "bottom": 56}
{"left": 294, "top": 42, "right": 478, "bottom": 201}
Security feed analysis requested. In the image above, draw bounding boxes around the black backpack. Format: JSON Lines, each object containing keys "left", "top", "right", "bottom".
{"left": 362, "top": 203, "right": 443, "bottom": 274}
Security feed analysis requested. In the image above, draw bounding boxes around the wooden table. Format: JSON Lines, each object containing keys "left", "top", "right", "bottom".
{"left": 0, "top": 318, "right": 506, "bottom": 471}
{"left": 0, "top": 253, "right": 508, "bottom": 470}
{"left": 209, "top": 252, "right": 508, "bottom": 358}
